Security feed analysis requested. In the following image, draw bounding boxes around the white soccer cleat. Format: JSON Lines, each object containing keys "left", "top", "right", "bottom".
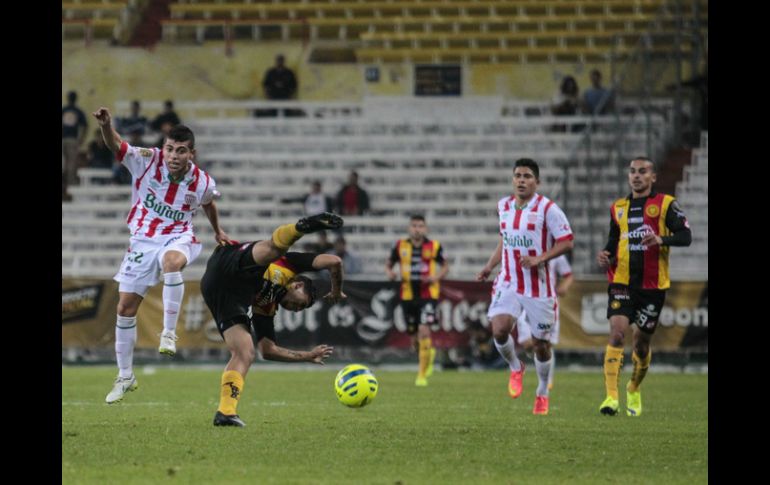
{"left": 105, "top": 375, "right": 138, "bottom": 404}
{"left": 159, "top": 331, "right": 178, "bottom": 356}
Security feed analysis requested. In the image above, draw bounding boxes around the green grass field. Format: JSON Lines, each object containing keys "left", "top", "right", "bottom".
{"left": 62, "top": 366, "right": 707, "bottom": 484}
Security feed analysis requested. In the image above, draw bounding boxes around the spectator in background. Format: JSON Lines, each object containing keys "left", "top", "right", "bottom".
{"left": 583, "top": 69, "right": 614, "bottom": 115}
{"left": 154, "top": 120, "right": 176, "bottom": 149}
{"left": 336, "top": 171, "right": 370, "bottom": 216}
{"left": 257, "top": 54, "right": 299, "bottom": 117}
{"left": 551, "top": 75, "right": 582, "bottom": 133}
{"left": 150, "top": 100, "right": 181, "bottom": 133}
{"left": 62, "top": 90, "right": 88, "bottom": 193}
{"left": 303, "top": 230, "right": 334, "bottom": 254}
{"left": 281, "top": 181, "right": 335, "bottom": 215}
{"left": 86, "top": 129, "right": 114, "bottom": 170}
{"left": 118, "top": 100, "right": 148, "bottom": 138}
{"left": 327, "top": 236, "right": 362, "bottom": 276}
{"left": 263, "top": 54, "right": 297, "bottom": 101}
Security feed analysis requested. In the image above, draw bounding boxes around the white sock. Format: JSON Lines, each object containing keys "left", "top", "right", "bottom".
{"left": 535, "top": 355, "right": 553, "bottom": 397}
{"left": 162, "top": 271, "right": 184, "bottom": 334}
{"left": 548, "top": 351, "right": 555, "bottom": 386}
{"left": 494, "top": 334, "right": 522, "bottom": 372}
{"left": 115, "top": 315, "right": 137, "bottom": 379}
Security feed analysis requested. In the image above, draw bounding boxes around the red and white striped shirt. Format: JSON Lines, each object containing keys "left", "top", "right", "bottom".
{"left": 117, "top": 141, "right": 218, "bottom": 240}
{"left": 496, "top": 193, "right": 573, "bottom": 298}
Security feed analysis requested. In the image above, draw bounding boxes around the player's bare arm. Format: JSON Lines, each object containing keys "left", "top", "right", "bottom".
{"left": 520, "top": 238, "right": 574, "bottom": 269}
{"left": 597, "top": 250, "right": 612, "bottom": 268}
{"left": 312, "top": 254, "right": 347, "bottom": 303}
{"left": 201, "top": 201, "right": 231, "bottom": 246}
{"left": 257, "top": 338, "right": 334, "bottom": 364}
{"left": 385, "top": 260, "right": 398, "bottom": 281}
{"left": 92, "top": 107, "right": 123, "bottom": 153}
{"left": 556, "top": 274, "right": 574, "bottom": 297}
{"left": 477, "top": 236, "right": 503, "bottom": 281}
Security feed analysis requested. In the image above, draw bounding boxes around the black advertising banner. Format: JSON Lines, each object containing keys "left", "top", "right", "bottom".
{"left": 62, "top": 283, "right": 104, "bottom": 323}
{"left": 62, "top": 279, "right": 707, "bottom": 351}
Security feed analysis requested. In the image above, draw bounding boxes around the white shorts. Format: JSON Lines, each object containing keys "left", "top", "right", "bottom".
{"left": 114, "top": 233, "right": 202, "bottom": 295}
{"left": 487, "top": 282, "right": 556, "bottom": 342}
{"left": 515, "top": 304, "right": 560, "bottom": 345}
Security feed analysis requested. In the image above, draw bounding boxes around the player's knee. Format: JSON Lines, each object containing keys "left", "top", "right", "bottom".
{"left": 235, "top": 345, "right": 256, "bottom": 364}
{"left": 608, "top": 331, "right": 624, "bottom": 346}
{"left": 492, "top": 325, "right": 511, "bottom": 341}
{"left": 634, "top": 343, "right": 650, "bottom": 358}
{"left": 116, "top": 301, "right": 139, "bottom": 317}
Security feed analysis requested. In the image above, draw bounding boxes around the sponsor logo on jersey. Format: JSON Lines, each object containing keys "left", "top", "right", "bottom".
{"left": 622, "top": 224, "right": 655, "bottom": 240}
{"left": 611, "top": 300, "right": 622, "bottom": 309}
{"left": 139, "top": 148, "right": 153, "bottom": 157}
{"left": 503, "top": 233, "right": 534, "bottom": 248}
{"left": 143, "top": 193, "right": 185, "bottom": 221}
{"left": 184, "top": 193, "right": 198, "bottom": 206}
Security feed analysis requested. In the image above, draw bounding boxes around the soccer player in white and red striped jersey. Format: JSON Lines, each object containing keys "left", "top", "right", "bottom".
{"left": 93, "top": 107, "right": 231, "bottom": 404}
{"left": 477, "top": 158, "right": 574, "bottom": 415}
{"left": 513, "top": 254, "right": 574, "bottom": 390}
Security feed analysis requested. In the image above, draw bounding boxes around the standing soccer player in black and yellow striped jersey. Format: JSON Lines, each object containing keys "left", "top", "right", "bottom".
{"left": 597, "top": 157, "right": 691, "bottom": 417}
{"left": 385, "top": 215, "right": 450, "bottom": 387}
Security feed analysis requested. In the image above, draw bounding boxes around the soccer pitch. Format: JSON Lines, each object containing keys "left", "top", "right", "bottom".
{"left": 62, "top": 366, "right": 707, "bottom": 484}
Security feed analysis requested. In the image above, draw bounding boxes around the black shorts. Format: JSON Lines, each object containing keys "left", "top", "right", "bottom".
{"left": 401, "top": 299, "right": 439, "bottom": 334}
{"left": 200, "top": 242, "right": 266, "bottom": 338}
{"left": 606, "top": 283, "right": 666, "bottom": 334}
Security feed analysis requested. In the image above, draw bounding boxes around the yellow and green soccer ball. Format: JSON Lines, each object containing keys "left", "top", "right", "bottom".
{"left": 334, "top": 364, "right": 378, "bottom": 408}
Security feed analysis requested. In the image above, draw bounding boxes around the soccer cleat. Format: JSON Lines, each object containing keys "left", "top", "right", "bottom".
{"left": 599, "top": 396, "right": 619, "bottom": 416}
{"left": 533, "top": 395, "right": 549, "bottom": 415}
{"left": 508, "top": 362, "right": 525, "bottom": 399}
{"left": 425, "top": 347, "right": 436, "bottom": 378}
{"left": 158, "top": 331, "right": 178, "bottom": 356}
{"left": 415, "top": 376, "right": 428, "bottom": 387}
{"left": 295, "top": 212, "right": 344, "bottom": 233}
{"left": 626, "top": 386, "right": 643, "bottom": 417}
{"left": 213, "top": 411, "right": 246, "bottom": 427}
{"left": 105, "top": 375, "right": 138, "bottom": 404}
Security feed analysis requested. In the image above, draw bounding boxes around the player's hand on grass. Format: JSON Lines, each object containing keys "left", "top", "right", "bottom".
{"left": 323, "top": 291, "right": 347, "bottom": 304}
{"left": 309, "top": 344, "right": 334, "bottom": 364}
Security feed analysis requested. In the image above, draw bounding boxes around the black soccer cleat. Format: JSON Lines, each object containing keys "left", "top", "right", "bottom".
{"left": 295, "top": 212, "right": 344, "bottom": 234}
{"left": 213, "top": 411, "right": 246, "bottom": 427}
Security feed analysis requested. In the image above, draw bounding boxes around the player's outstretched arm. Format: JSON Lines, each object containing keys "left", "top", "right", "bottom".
{"left": 257, "top": 338, "right": 334, "bottom": 364}
{"left": 201, "top": 200, "right": 231, "bottom": 246}
{"left": 92, "top": 107, "right": 123, "bottom": 154}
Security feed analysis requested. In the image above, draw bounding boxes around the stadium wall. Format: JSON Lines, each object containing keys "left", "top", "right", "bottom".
{"left": 64, "top": 41, "right": 676, "bottom": 116}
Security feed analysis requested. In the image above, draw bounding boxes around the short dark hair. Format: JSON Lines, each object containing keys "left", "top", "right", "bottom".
{"left": 167, "top": 124, "right": 195, "bottom": 148}
{"left": 514, "top": 158, "right": 540, "bottom": 179}
{"left": 288, "top": 274, "right": 316, "bottom": 307}
{"left": 410, "top": 214, "right": 426, "bottom": 223}
{"left": 67, "top": 91, "right": 77, "bottom": 104}
{"left": 164, "top": 100, "right": 174, "bottom": 109}
{"left": 630, "top": 156, "right": 656, "bottom": 172}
